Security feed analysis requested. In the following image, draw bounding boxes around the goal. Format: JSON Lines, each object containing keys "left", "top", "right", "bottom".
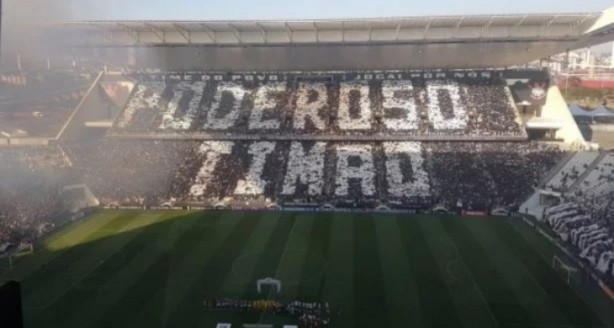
{"left": 552, "top": 256, "right": 579, "bottom": 285}
{"left": 9, "top": 243, "right": 34, "bottom": 269}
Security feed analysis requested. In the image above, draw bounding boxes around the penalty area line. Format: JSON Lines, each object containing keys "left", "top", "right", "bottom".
{"left": 441, "top": 232, "right": 500, "bottom": 328}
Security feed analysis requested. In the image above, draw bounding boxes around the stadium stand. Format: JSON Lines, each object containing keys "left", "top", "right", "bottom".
{"left": 62, "top": 139, "right": 563, "bottom": 211}
{"left": 111, "top": 74, "right": 525, "bottom": 139}
{"left": 0, "top": 146, "right": 74, "bottom": 250}
{"left": 0, "top": 72, "right": 91, "bottom": 138}
{"left": 545, "top": 201, "right": 614, "bottom": 283}
{"left": 572, "top": 153, "right": 614, "bottom": 197}
{"left": 0, "top": 68, "right": 611, "bottom": 290}
{"left": 546, "top": 151, "right": 600, "bottom": 192}
{"left": 539, "top": 148, "right": 614, "bottom": 285}
{"left": 65, "top": 140, "right": 199, "bottom": 206}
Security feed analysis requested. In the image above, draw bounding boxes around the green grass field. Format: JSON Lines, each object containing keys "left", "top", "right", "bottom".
{"left": 1, "top": 210, "right": 612, "bottom": 328}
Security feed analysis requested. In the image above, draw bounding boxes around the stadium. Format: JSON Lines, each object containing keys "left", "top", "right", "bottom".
{"left": 1, "top": 2, "right": 614, "bottom": 328}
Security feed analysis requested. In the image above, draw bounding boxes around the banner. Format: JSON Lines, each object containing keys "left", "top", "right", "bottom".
{"left": 509, "top": 78, "right": 550, "bottom": 106}
{"left": 134, "top": 69, "right": 519, "bottom": 83}
{"left": 462, "top": 210, "right": 488, "bottom": 217}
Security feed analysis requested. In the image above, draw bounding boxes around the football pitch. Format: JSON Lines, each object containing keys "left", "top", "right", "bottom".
{"left": 1, "top": 210, "right": 612, "bottom": 328}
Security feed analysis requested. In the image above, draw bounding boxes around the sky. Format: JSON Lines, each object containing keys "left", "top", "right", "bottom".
{"left": 9, "top": 0, "right": 614, "bottom": 21}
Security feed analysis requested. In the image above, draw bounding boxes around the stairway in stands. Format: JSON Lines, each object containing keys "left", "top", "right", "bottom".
{"left": 567, "top": 153, "right": 607, "bottom": 193}
{"left": 545, "top": 151, "right": 602, "bottom": 193}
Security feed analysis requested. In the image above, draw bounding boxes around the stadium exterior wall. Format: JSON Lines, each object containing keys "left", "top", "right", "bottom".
{"left": 74, "top": 40, "right": 581, "bottom": 71}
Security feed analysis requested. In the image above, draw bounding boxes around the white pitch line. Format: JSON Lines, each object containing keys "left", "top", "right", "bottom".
{"left": 507, "top": 220, "right": 611, "bottom": 327}
{"left": 445, "top": 257, "right": 461, "bottom": 284}
{"left": 257, "top": 216, "right": 299, "bottom": 323}
{"left": 440, "top": 227, "right": 500, "bottom": 328}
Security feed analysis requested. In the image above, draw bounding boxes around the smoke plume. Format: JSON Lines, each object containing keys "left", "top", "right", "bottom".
{"left": 1, "top": 0, "right": 99, "bottom": 69}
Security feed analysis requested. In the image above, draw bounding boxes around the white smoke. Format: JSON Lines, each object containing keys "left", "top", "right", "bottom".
{"left": 1, "top": 0, "right": 99, "bottom": 69}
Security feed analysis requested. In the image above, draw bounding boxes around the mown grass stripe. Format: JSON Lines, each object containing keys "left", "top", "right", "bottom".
{"left": 124, "top": 212, "right": 232, "bottom": 327}
{"left": 213, "top": 213, "right": 282, "bottom": 299}
{"left": 9, "top": 211, "right": 608, "bottom": 328}
{"left": 155, "top": 212, "right": 243, "bottom": 327}
{"left": 375, "top": 216, "right": 427, "bottom": 328}
{"left": 240, "top": 213, "right": 296, "bottom": 300}
{"left": 464, "top": 219, "right": 574, "bottom": 326}
{"left": 509, "top": 220, "right": 614, "bottom": 327}
{"left": 20, "top": 211, "right": 155, "bottom": 305}
{"left": 28, "top": 212, "right": 174, "bottom": 327}
{"left": 322, "top": 214, "right": 355, "bottom": 328}
{"left": 1, "top": 211, "right": 126, "bottom": 280}
{"left": 353, "top": 216, "right": 389, "bottom": 327}
{"left": 168, "top": 214, "right": 263, "bottom": 326}
{"left": 396, "top": 217, "right": 464, "bottom": 328}
{"left": 54, "top": 211, "right": 206, "bottom": 328}
{"left": 251, "top": 214, "right": 296, "bottom": 290}
{"left": 272, "top": 214, "right": 315, "bottom": 301}
{"left": 491, "top": 219, "right": 605, "bottom": 327}
{"left": 96, "top": 253, "right": 172, "bottom": 328}
{"left": 419, "top": 218, "right": 498, "bottom": 328}
{"left": 40, "top": 210, "right": 117, "bottom": 250}
{"left": 441, "top": 218, "right": 534, "bottom": 325}
{"left": 296, "top": 213, "right": 333, "bottom": 301}
{"left": 98, "top": 212, "right": 208, "bottom": 328}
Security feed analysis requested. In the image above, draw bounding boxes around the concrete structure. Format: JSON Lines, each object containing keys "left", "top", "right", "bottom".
{"left": 540, "top": 85, "right": 585, "bottom": 145}
{"left": 38, "top": 7, "right": 614, "bottom": 71}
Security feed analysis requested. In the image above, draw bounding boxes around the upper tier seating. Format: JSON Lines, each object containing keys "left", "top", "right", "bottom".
{"left": 573, "top": 153, "right": 614, "bottom": 197}
{"left": 0, "top": 72, "right": 91, "bottom": 137}
{"left": 546, "top": 151, "right": 600, "bottom": 192}
{"left": 113, "top": 75, "right": 525, "bottom": 139}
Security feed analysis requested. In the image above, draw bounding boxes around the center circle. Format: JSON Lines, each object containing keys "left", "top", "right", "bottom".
{"left": 231, "top": 249, "right": 327, "bottom": 286}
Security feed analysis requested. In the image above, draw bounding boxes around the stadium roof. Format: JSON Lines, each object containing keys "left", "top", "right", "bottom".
{"left": 52, "top": 9, "right": 614, "bottom": 46}
{"left": 40, "top": 8, "right": 614, "bottom": 70}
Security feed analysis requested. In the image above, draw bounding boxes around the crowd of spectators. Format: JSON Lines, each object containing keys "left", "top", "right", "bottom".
{"left": 0, "top": 146, "right": 73, "bottom": 250}
{"left": 0, "top": 89, "right": 87, "bottom": 138}
{"left": 112, "top": 75, "right": 525, "bottom": 138}
{"left": 0, "top": 71, "right": 90, "bottom": 138}
{"left": 57, "top": 140, "right": 563, "bottom": 212}
{"left": 539, "top": 149, "right": 614, "bottom": 286}
{"left": 546, "top": 151, "right": 600, "bottom": 192}
{"left": 572, "top": 154, "right": 614, "bottom": 199}
{"left": 427, "top": 142, "right": 563, "bottom": 209}
{"left": 545, "top": 202, "right": 614, "bottom": 283}
{"left": 0, "top": 71, "right": 578, "bottom": 261}
{"left": 65, "top": 140, "right": 200, "bottom": 206}
{"left": 0, "top": 71, "right": 89, "bottom": 103}
{"left": 0, "top": 138, "right": 566, "bottom": 251}
{"left": 549, "top": 152, "right": 614, "bottom": 226}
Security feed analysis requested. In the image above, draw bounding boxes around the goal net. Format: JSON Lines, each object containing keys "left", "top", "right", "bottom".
{"left": 552, "top": 256, "right": 579, "bottom": 285}
{"left": 9, "top": 243, "right": 34, "bottom": 269}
